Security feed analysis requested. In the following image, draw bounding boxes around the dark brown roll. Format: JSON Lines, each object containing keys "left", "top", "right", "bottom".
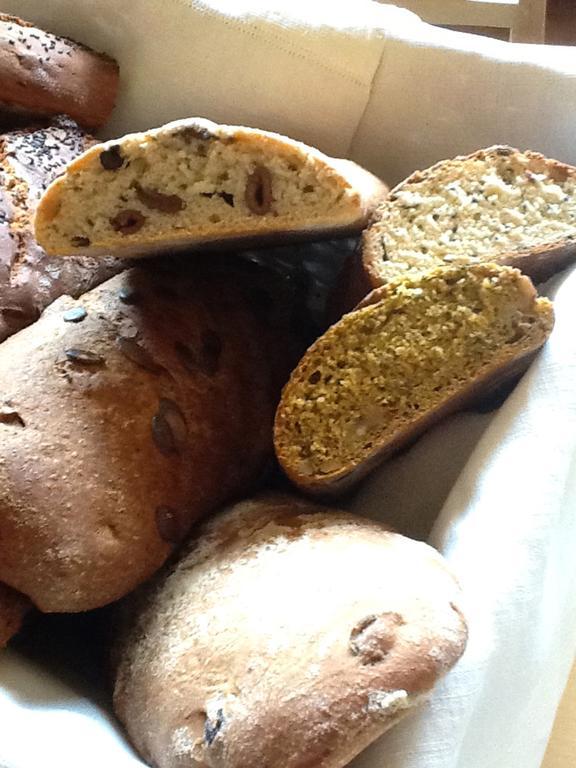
{"left": 0, "top": 116, "right": 122, "bottom": 343}
{"left": 0, "top": 14, "right": 119, "bottom": 129}
{"left": 0, "top": 262, "right": 289, "bottom": 613}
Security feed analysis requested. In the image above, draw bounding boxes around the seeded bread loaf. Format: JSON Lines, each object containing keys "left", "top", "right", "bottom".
{"left": 0, "top": 14, "right": 119, "bottom": 129}
{"left": 113, "top": 495, "right": 468, "bottom": 768}
{"left": 34, "top": 117, "right": 388, "bottom": 259}
{"left": 0, "top": 582, "right": 30, "bottom": 648}
{"left": 0, "top": 262, "right": 287, "bottom": 613}
{"left": 362, "top": 146, "right": 576, "bottom": 287}
{"left": 275, "top": 264, "right": 554, "bottom": 495}
{"left": 0, "top": 116, "right": 123, "bottom": 343}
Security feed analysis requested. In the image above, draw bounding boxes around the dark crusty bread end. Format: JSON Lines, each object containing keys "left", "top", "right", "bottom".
{"left": 0, "top": 116, "right": 124, "bottom": 343}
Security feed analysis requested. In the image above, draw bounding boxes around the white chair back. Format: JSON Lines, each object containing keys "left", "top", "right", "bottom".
{"left": 381, "top": 0, "right": 547, "bottom": 42}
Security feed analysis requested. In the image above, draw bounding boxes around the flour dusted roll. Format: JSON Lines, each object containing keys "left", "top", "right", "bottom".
{"left": 0, "top": 261, "right": 287, "bottom": 613}
{"left": 34, "top": 117, "right": 387, "bottom": 259}
{"left": 113, "top": 495, "right": 468, "bottom": 768}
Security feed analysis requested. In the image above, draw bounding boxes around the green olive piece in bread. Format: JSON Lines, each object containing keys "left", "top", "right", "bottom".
{"left": 274, "top": 263, "right": 554, "bottom": 495}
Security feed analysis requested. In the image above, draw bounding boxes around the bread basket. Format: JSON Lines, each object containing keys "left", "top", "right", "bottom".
{"left": 1, "top": 2, "right": 576, "bottom": 767}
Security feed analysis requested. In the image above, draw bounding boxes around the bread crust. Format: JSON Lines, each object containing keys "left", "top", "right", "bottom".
{"left": 0, "top": 116, "right": 123, "bottom": 343}
{"left": 113, "top": 495, "right": 468, "bottom": 768}
{"left": 0, "top": 263, "right": 286, "bottom": 612}
{"left": 274, "top": 265, "right": 554, "bottom": 495}
{"left": 277, "top": 345, "right": 545, "bottom": 496}
{"left": 0, "top": 581, "right": 30, "bottom": 647}
{"left": 34, "top": 117, "right": 388, "bottom": 259}
{"left": 0, "top": 14, "right": 119, "bottom": 129}
{"left": 362, "top": 145, "right": 576, "bottom": 286}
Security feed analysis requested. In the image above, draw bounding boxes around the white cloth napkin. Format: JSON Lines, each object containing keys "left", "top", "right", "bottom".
{"left": 348, "top": 265, "right": 576, "bottom": 768}
{"left": 1, "top": 2, "right": 576, "bottom": 767}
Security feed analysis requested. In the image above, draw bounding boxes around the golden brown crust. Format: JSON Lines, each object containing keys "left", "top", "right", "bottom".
{"left": 362, "top": 145, "right": 576, "bottom": 286}
{"left": 0, "top": 262, "right": 287, "bottom": 612}
{"left": 34, "top": 117, "right": 388, "bottom": 259}
{"left": 113, "top": 495, "right": 468, "bottom": 768}
{"left": 0, "top": 581, "right": 30, "bottom": 648}
{"left": 0, "top": 14, "right": 119, "bottom": 129}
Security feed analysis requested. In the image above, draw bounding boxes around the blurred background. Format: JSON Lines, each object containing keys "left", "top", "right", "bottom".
{"left": 382, "top": 0, "right": 575, "bottom": 44}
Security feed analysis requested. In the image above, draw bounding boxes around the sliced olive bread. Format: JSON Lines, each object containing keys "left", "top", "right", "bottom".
{"left": 34, "top": 117, "right": 388, "bottom": 259}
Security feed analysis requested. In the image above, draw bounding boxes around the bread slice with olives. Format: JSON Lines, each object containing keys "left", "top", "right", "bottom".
{"left": 274, "top": 263, "right": 554, "bottom": 495}
{"left": 362, "top": 146, "right": 576, "bottom": 286}
{"left": 34, "top": 117, "right": 388, "bottom": 259}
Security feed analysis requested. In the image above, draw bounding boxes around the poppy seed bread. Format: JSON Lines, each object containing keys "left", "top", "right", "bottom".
{"left": 362, "top": 146, "right": 576, "bottom": 287}
{"left": 0, "top": 116, "right": 122, "bottom": 343}
{"left": 274, "top": 264, "right": 554, "bottom": 495}
{"left": 113, "top": 495, "right": 468, "bottom": 768}
{"left": 0, "top": 262, "right": 288, "bottom": 613}
{"left": 0, "top": 13, "right": 119, "bottom": 129}
{"left": 34, "top": 117, "right": 388, "bottom": 259}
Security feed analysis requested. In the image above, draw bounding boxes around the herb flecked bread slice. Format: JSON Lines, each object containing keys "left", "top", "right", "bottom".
{"left": 274, "top": 264, "right": 554, "bottom": 495}
{"left": 34, "top": 117, "right": 388, "bottom": 259}
{"left": 362, "top": 146, "right": 576, "bottom": 287}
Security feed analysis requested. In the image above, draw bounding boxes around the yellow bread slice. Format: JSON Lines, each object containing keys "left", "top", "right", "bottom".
{"left": 274, "top": 263, "right": 554, "bottom": 495}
